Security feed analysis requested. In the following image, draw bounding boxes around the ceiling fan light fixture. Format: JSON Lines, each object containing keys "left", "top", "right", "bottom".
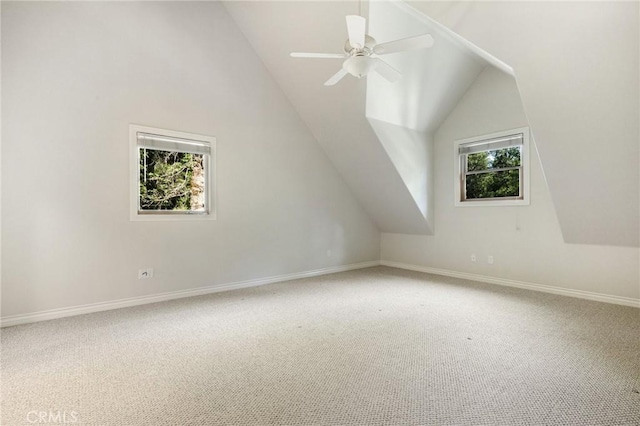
{"left": 343, "top": 55, "right": 374, "bottom": 78}
{"left": 290, "top": 12, "right": 434, "bottom": 86}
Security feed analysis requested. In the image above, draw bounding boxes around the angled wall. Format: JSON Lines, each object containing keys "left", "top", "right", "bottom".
{"left": 225, "top": 1, "right": 495, "bottom": 235}
{"left": 368, "top": 119, "right": 433, "bottom": 228}
{"left": 364, "top": 0, "right": 491, "bottom": 233}
{"left": 409, "top": 0, "right": 639, "bottom": 248}
{"left": 1, "top": 1, "right": 379, "bottom": 319}
{"left": 225, "top": 0, "right": 435, "bottom": 234}
{"left": 382, "top": 66, "right": 639, "bottom": 301}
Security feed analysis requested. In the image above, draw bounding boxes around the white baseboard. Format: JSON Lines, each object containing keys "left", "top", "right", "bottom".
{"left": 0, "top": 261, "right": 380, "bottom": 328}
{"left": 5, "top": 259, "right": 635, "bottom": 327}
{"left": 380, "top": 260, "right": 640, "bottom": 308}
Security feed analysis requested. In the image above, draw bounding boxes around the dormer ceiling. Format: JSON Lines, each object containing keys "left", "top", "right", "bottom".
{"left": 224, "top": 0, "right": 639, "bottom": 248}
{"left": 225, "top": 0, "right": 495, "bottom": 235}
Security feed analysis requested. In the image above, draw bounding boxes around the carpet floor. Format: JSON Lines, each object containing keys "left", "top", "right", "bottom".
{"left": 1, "top": 266, "right": 639, "bottom": 425}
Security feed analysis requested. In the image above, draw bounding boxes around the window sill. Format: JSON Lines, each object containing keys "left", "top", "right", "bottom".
{"left": 130, "top": 212, "right": 217, "bottom": 222}
{"left": 455, "top": 198, "right": 529, "bottom": 207}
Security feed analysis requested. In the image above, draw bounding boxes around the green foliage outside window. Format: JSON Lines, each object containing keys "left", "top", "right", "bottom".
{"left": 139, "top": 149, "right": 205, "bottom": 211}
{"left": 465, "top": 147, "right": 521, "bottom": 199}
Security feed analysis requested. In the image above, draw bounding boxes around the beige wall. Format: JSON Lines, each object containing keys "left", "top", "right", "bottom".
{"left": 381, "top": 67, "right": 639, "bottom": 300}
{"left": 1, "top": 2, "right": 380, "bottom": 318}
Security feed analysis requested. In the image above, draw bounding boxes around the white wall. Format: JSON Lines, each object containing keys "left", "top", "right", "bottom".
{"left": 368, "top": 119, "right": 433, "bottom": 228}
{"left": 1, "top": 2, "right": 380, "bottom": 318}
{"left": 381, "top": 66, "right": 639, "bottom": 300}
{"left": 364, "top": 0, "right": 490, "bottom": 235}
{"left": 225, "top": 1, "right": 435, "bottom": 235}
{"left": 409, "top": 1, "right": 639, "bottom": 248}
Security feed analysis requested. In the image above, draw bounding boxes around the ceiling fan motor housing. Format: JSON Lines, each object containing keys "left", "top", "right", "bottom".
{"left": 344, "top": 35, "right": 376, "bottom": 56}
{"left": 290, "top": 15, "right": 434, "bottom": 86}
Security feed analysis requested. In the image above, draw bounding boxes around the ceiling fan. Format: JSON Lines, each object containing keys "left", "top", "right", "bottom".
{"left": 290, "top": 15, "right": 434, "bottom": 86}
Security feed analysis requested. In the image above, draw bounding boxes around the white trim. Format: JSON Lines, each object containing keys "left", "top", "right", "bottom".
{"left": 380, "top": 260, "right": 640, "bottom": 308}
{"left": 129, "top": 124, "right": 217, "bottom": 221}
{"left": 454, "top": 127, "right": 530, "bottom": 207}
{"left": 0, "top": 261, "right": 380, "bottom": 328}
{"left": 389, "top": 0, "right": 514, "bottom": 76}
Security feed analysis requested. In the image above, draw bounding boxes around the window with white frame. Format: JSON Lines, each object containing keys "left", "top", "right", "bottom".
{"left": 454, "top": 127, "right": 530, "bottom": 206}
{"left": 130, "top": 125, "right": 216, "bottom": 220}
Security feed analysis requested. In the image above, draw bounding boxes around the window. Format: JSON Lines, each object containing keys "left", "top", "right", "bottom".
{"left": 454, "top": 127, "right": 529, "bottom": 206}
{"left": 130, "top": 125, "right": 216, "bottom": 220}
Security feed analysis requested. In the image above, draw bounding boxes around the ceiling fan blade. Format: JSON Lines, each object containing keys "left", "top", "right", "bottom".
{"left": 373, "top": 34, "right": 435, "bottom": 55}
{"left": 346, "top": 15, "right": 366, "bottom": 49}
{"left": 324, "top": 68, "right": 349, "bottom": 86}
{"left": 371, "top": 58, "right": 401, "bottom": 83}
{"left": 290, "top": 52, "right": 345, "bottom": 59}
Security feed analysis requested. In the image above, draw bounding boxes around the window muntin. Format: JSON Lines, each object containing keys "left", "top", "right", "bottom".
{"left": 130, "top": 125, "right": 215, "bottom": 220}
{"left": 454, "top": 128, "right": 529, "bottom": 207}
{"left": 463, "top": 145, "right": 522, "bottom": 200}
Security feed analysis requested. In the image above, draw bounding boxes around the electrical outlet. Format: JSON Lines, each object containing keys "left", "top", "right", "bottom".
{"left": 487, "top": 256, "right": 494, "bottom": 265}
{"left": 471, "top": 254, "right": 476, "bottom": 262}
{"left": 326, "top": 249, "right": 332, "bottom": 257}
{"left": 138, "top": 268, "right": 154, "bottom": 279}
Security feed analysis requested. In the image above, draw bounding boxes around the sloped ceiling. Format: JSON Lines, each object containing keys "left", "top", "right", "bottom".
{"left": 406, "top": 1, "right": 639, "bottom": 247}
{"left": 226, "top": 0, "right": 639, "bottom": 248}
{"left": 224, "top": 0, "right": 488, "bottom": 235}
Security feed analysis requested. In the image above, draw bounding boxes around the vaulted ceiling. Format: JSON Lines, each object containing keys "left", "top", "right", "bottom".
{"left": 225, "top": 0, "right": 492, "bottom": 235}
{"left": 224, "top": 0, "right": 639, "bottom": 248}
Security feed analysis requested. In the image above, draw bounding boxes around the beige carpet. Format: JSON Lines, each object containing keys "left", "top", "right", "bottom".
{"left": 2, "top": 266, "right": 639, "bottom": 425}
